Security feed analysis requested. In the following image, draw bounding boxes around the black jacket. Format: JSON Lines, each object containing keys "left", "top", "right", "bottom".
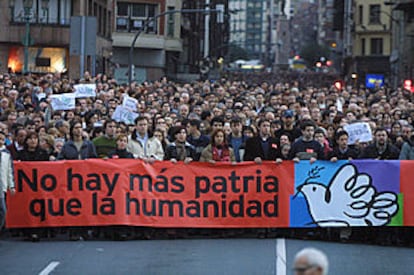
{"left": 243, "top": 136, "right": 281, "bottom": 161}
{"left": 164, "top": 142, "right": 196, "bottom": 160}
{"left": 358, "top": 143, "right": 400, "bottom": 160}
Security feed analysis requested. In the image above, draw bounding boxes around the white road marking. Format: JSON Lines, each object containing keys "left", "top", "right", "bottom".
{"left": 39, "top": 261, "right": 60, "bottom": 275}
{"left": 276, "top": 238, "right": 287, "bottom": 275}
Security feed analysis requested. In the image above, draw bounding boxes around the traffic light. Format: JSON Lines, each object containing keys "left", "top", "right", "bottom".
{"left": 403, "top": 79, "right": 413, "bottom": 92}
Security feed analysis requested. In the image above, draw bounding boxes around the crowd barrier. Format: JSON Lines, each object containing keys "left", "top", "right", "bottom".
{"left": 6, "top": 159, "right": 412, "bottom": 229}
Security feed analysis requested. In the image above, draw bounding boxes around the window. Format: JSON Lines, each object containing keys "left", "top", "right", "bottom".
{"left": 9, "top": 0, "right": 72, "bottom": 25}
{"left": 167, "top": 6, "right": 175, "bottom": 37}
{"left": 358, "top": 5, "right": 363, "bottom": 25}
{"left": 361, "top": 38, "right": 365, "bottom": 56}
{"left": 369, "top": 5, "right": 381, "bottom": 24}
{"left": 117, "top": 3, "right": 129, "bottom": 16}
{"left": 371, "top": 38, "right": 383, "bottom": 55}
{"left": 116, "top": 2, "right": 158, "bottom": 33}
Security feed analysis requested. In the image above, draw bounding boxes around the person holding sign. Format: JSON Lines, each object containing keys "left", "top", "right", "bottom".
{"left": 328, "top": 131, "right": 359, "bottom": 161}
{"left": 358, "top": 128, "right": 400, "bottom": 160}
{"left": 108, "top": 134, "right": 134, "bottom": 159}
{"left": 289, "top": 120, "right": 324, "bottom": 163}
{"left": 127, "top": 116, "right": 164, "bottom": 162}
{"left": 58, "top": 120, "right": 97, "bottom": 160}
{"left": 165, "top": 126, "right": 196, "bottom": 164}
{"left": 93, "top": 119, "right": 117, "bottom": 158}
{"left": 58, "top": 120, "right": 97, "bottom": 241}
{"left": 0, "top": 131, "right": 15, "bottom": 232}
{"left": 243, "top": 119, "right": 282, "bottom": 164}
{"left": 200, "top": 129, "right": 236, "bottom": 164}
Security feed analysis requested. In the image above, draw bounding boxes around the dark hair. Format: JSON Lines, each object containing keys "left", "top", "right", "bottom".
{"left": 134, "top": 116, "right": 148, "bottom": 124}
{"left": 104, "top": 118, "right": 117, "bottom": 129}
{"left": 172, "top": 125, "right": 187, "bottom": 137}
{"left": 335, "top": 130, "right": 349, "bottom": 140}
{"left": 258, "top": 118, "right": 271, "bottom": 127}
{"left": 188, "top": 119, "right": 201, "bottom": 129}
{"left": 374, "top": 127, "right": 388, "bottom": 135}
{"left": 69, "top": 119, "right": 83, "bottom": 139}
{"left": 300, "top": 120, "right": 316, "bottom": 130}
{"left": 211, "top": 116, "right": 224, "bottom": 126}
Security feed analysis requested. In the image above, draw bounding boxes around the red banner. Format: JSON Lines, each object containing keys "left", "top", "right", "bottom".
{"left": 6, "top": 160, "right": 294, "bottom": 228}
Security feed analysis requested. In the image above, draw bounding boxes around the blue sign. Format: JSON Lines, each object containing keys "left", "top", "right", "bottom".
{"left": 366, "top": 74, "right": 384, "bottom": 88}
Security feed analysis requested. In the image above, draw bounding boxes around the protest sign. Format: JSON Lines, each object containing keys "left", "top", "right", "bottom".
{"left": 50, "top": 93, "right": 76, "bottom": 110}
{"left": 74, "top": 84, "right": 96, "bottom": 98}
{"left": 112, "top": 105, "right": 139, "bottom": 125}
{"left": 344, "top": 122, "right": 373, "bottom": 144}
{"left": 122, "top": 96, "right": 138, "bottom": 112}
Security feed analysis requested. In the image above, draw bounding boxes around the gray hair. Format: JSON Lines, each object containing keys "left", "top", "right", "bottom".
{"left": 294, "top": 247, "right": 329, "bottom": 275}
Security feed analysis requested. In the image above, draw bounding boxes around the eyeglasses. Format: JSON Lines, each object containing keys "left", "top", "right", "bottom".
{"left": 292, "top": 265, "right": 317, "bottom": 274}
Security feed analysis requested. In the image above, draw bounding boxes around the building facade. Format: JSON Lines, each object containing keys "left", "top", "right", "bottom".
{"left": 0, "top": 0, "right": 113, "bottom": 80}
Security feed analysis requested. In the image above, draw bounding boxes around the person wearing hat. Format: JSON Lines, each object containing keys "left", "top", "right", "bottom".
{"left": 275, "top": 109, "right": 301, "bottom": 142}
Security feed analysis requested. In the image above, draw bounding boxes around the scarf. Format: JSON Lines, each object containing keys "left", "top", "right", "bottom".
{"left": 212, "top": 145, "right": 230, "bottom": 162}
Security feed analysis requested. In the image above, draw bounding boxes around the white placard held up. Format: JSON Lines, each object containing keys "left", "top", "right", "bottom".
{"left": 112, "top": 105, "right": 139, "bottom": 125}
{"left": 344, "top": 122, "right": 373, "bottom": 145}
{"left": 122, "top": 95, "right": 138, "bottom": 112}
{"left": 74, "top": 84, "right": 96, "bottom": 98}
{"left": 50, "top": 93, "right": 76, "bottom": 111}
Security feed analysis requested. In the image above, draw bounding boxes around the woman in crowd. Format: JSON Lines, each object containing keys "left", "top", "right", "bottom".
{"left": 200, "top": 129, "right": 236, "bottom": 164}
{"left": 153, "top": 128, "right": 169, "bottom": 152}
{"left": 164, "top": 126, "right": 196, "bottom": 164}
{"left": 17, "top": 131, "right": 49, "bottom": 161}
{"left": 108, "top": 134, "right": 134, "bottom": 159}
{"left": 17, "top": 131, "right": 49, "bottom": 241}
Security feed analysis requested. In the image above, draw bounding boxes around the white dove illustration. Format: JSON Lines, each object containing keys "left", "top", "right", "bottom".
{"left": 297, "top": 164, "right": 399, "bottom": 227}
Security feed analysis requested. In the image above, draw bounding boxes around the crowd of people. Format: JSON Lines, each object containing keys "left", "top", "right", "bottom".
{"left": 1, "top": 70, "right": 413, "bottom": 241}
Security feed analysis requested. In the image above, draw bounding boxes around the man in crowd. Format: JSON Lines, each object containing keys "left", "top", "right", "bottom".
{"left": 127, "top": 116, "right": 164, "bottom": 162}
{"left": 186, "top": 119, "right": 210, "bottom": 161}
{"left": 6, "top": 127, "right": 27, "bottom": 159}
{"left": 93, "top": 119, "right": 117, "bottom": 158}
{"left": 359, "top": 127, "right": 400, "bottom": 159}
{"left": 293, "top": 247, "right": 329, "bottom": 275}
{"left": 243, "top": 119, "right": 282, "bottom": 163}
{"left": 228, "top": 117, "right": 248, "bottom": 162}
{"left": 289, "top": 120, "right": 324, "bottom": 163}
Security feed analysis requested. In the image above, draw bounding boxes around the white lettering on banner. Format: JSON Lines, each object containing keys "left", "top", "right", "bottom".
{"left": 344, "top": 122, "right": 373, "bottom": 145}
{"left": 50, "top": 93, "right": 76, "bottom": 111}
{"left": 74, "top": 84, "right": 97, "bottom": 98}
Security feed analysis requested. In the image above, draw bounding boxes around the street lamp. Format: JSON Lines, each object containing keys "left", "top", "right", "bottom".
{"left": 22, "top": 0, "right": 33, "bottom": 74}
{"left": 9, "top": 0, "right": 49, "bottom": 74}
